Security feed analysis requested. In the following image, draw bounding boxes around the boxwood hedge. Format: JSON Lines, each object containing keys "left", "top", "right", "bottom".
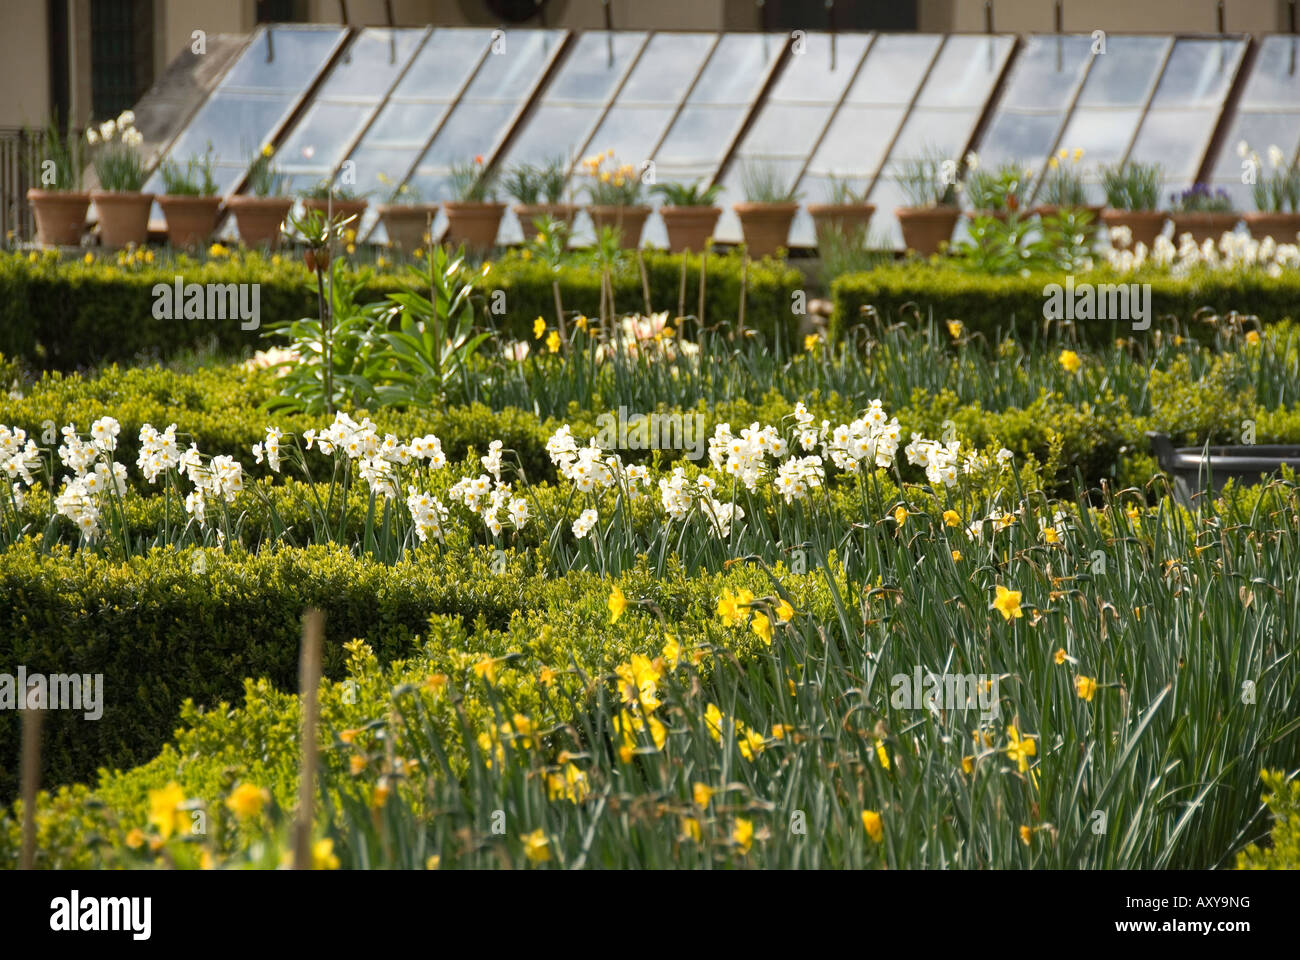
{"left": 830, "top": 263, "right": 1300, "bottom": 343}
{"left": 0, "top": 249, "right": 803, "bottom": 369}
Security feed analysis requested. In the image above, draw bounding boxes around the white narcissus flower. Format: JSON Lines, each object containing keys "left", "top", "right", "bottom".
{"left": 123, "top": 128, "right": 143, "bottom": 147}
{"left": 572, "top": 508, "right": 598, "bottom": 539}
{"left": 100, "top": 120, "right": 115, "bottom": 141}
{"left": 117, "top": 109, "right": 135, "bottom": 127}
{"left": 85, "top": 128, "right": 98, "bottom": 145}
{"left": 1267, "top": 144, "right": 1285, "bottom": 169}
{"left": 1236, "top": 140, "right": 1249, "bottom": 158}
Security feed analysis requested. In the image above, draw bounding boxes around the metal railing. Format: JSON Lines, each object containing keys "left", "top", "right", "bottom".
{"left": 0, "top": 128, "right": 60, "bottom": 243}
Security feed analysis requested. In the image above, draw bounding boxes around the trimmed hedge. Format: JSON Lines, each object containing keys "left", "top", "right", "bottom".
{"left": 830, "top": 263, "right": 1300, "bottom": 343}
{"left": 0, "top": 540, "right": 793, "bottom": 802}
{"left": 0, "top": 249, "right": 802, "bottom": 369}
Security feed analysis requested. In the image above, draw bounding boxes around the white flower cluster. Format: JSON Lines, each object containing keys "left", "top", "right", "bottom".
{"left": 51, "top": 417, "right": 128, "bottom": 540}
{"left": 85, "top": 110, "right": 142, "bottom": 148}
{"left": 0, "top": 424, "right": 43, "bottom": 511}
{"left": 1107, "top": 229, "right": 1300, "bottom": 277}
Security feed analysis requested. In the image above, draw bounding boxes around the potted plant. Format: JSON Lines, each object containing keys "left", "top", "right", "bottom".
{"left": 24, "top": 118, "right": 89, "bottom": 247}
{"left": 895, "top": 149, "right": 961, "bottom": 256}
{"left": 1034, "top": 147, "right": 1101, "bottom": 221}
{"left": 301, "top": 178, "right": 368, "bottom": 223}
{"left": 373, "top": 173, "right": 438, "bottom": 251}
{"left": 1240, "top": 142, "right": 1300, "bottom": 243}
{"left": 652, "top": 179, "right": 721, "bottom": 253}
{"left": 580, "top": 151, "right": 652, "bottom": 250}
{"left": 1169, "top": 184, "right": 1238, "bottom": 244}
{"left": 504, "top": 157, "right": 577, "bottom": 229}
{"left": 807, "top": 175, "right": 875, "bottom": 237}
{"left": 732, "top": 160, "right": 800, "bottom": 259}
{"left": 87, "top": 111, "right": 152, "bottom": 247}
{"left": 964, "top": 155, "right": 1027, "bottom": 222}
{"left": 227, "top": 145, "right": 293, "bottom": 250}
{"left": 1099, "top": 161, "right": 1166, "bottom": 248}
{"left": 442, "top": 156, "right": 505, "bottom": 251}
{"left": 157, "top": 145, "right": 222, "bottom": 248}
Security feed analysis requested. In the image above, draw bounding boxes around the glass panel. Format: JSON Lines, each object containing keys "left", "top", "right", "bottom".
{"left": 347, "top": 146, "right": 422, "bottom": 198}
{"left": 1055, "top": 107, "right": 1144, "bottom": 168}
{"left": 768, "top": 32, "right": 872, "bottom": 101}
{"left": 740, "top": 104, "right": 835, "bottom": 157}
{"left": 998, "top": 34, "right": 1093, "bottom": 110}
{"left": 886, "top": 107, "right": 974, "bottom": 161}
{"left": 844, "top": 34, "right": 942, "bottom": 104}
{"left": 316, "top": 28, "right": 427, "bottom": 100}
{"left": 544, "top": 31, "right": 644, "bottom": 102}
{"left": 1212, "top": 112, "right": 1300, "bottom": 178}
{"left": 688, "top": 34, "right": 782, "bottom": 104}
{"left": 1149, "top": 38, "right": 1245, "bottom": 108}
{"left": 1075, "top": 36, "right": 1170, "bottom": 107}
{"left": 617, "top": 33, "right": 714, "bottom": 103}
{"left": 463, "top": 30, "right": 563, "bottom": 100}
{"left": 1128, "top": 108, "right": 1217, "bottom": 182}
{"left": 362, "top": 101, "right": 451, "bottom": 148}
{"left": 977, "top": 111, "right": 1063, "bottom": 167}
{"left": 806, "top": 104, "right": 906, "bottom": 176}
{"left": 391, "top": 28, "right": 492, "bottom": 99}
{"left": 1240, "top": 35, "right": 1300, "bottom": 106}
{"left": 584, "top": 106, "right": 677, "bottom": 163}
{"left": 655, "top": 105, "right": 745, "bottom": 165}
{"left": 419, "top": 101, "right": 518, "bottom": 166}
{"left": 220, "top": 26, "right": 345, "bottom": 91}
{"left": 165, "top": 93, "right": 295, "bottom": 164}
{"left": 277, "top": 101, "right": 373, "bottom": 172}
{"left": 915, "top": 35, "right": 1015, "bottom": 108}
{"left": 499, "top": 104, "right": 601, "bottom": 165}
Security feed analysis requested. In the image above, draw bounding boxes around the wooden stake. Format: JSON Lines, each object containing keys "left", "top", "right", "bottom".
{"left": 19, "top": 706, "right": 42, "bottom": 870}
{"left": 698, "top": 246, "right": 708, "bottom": 334}
{"left": 677, "top": 255, "right": 687, "bottom": 324}
{"left": 293, "top": 608, "right": 324, "bottom": 870}
{"left": 737, "top": 255, "right": 748, "bottom": 341}
{"left": 637, "top": 250, "right": 652, "bottom": 315}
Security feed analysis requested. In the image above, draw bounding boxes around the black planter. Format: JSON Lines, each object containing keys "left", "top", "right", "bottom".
{"left": 1148, "top": 432, "right": 1300, "bottom": 502}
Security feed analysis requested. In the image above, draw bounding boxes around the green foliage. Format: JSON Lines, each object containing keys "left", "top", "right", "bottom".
{"left": 951, "top": 209, "right": 1094, "bottom": 276}
{"left": 158, "top": 146, "right": 218, "bottom": 197}
{"left": 1100, "top": 161, "right": 1162, "bottom": 211}
{"left": 738, "top": 159, "right": 800, "bottom": 204}
{"left": 965, "top": 160, "right": 1028, "bottom": 213}
{"left": 448, "top": 158, "right": 498, "bottom": 203}
{"left": 898, "top": 148, "right": 959, "bottom": 208}
{"left": 652, "top": 180, "right": 721, "bottom": 207}
{"left": 245, "top": 146, "right": 286, "bottom": 198}
{"left": 829, "top": 261, "right": 1300, "bottom": 344}
{"left": 502, "top": 159, "right": 567, "bottom": 205}
{"left": 0, "top": 248, "right": 801, "bottom": 369}
{"left": 22, "top": 118, "right": 84, "bottom": 192}
{"left": 1237, "top": 771, "right": 1300, "bottom": 869}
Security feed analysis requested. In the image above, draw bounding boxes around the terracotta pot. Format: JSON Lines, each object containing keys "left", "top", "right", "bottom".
{"left": 658, "top": 206, "right": 721, "bottom": 253}
{"left": 965, "top": 208, "right": 1010, "bottom": 223}
{"left": 26, "top": 189, "right": 89, "bottom": 246}
{"left": 733, "top": 202, "right": 798, "bottom": 258}
{"left": 1034, "top": 203, "right": 1104, "bottom": 222}
{"left": 301, "top": 197, "right": 368, "bottom": 226}
{"left": 514, "top": 203, "right": 579, "bottom": 231}
{"left": 1243, "top": 211, "right": 1300, "bottom": 244}
{"left": 1170, "top": 211, "right": 1240, "bottom": 245}
{"left": 587, "top": 204, "right": 651, "bottom": 249}
{"left": 158, "top": 194, "right": 223, "bottom": 248}
{"left": 895, "top": 206, "right": 960, "bottom": 256}
{"left": 226, "top": 195, "right": 293, "bottom": 250}
{"left": 442, "top": 202, "right": 506, "bottom": 251}
{"left": 1100, "top": 209, "right": 1167, "bottom": 249}
{"left": 90, "top": 190, "right": 154, "bottom": 247}
{"left": 375, "top": 203, "right": 439, "bottom": 250}
{"left": 807, "top": 203, "right": 875, "bottom": 238}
